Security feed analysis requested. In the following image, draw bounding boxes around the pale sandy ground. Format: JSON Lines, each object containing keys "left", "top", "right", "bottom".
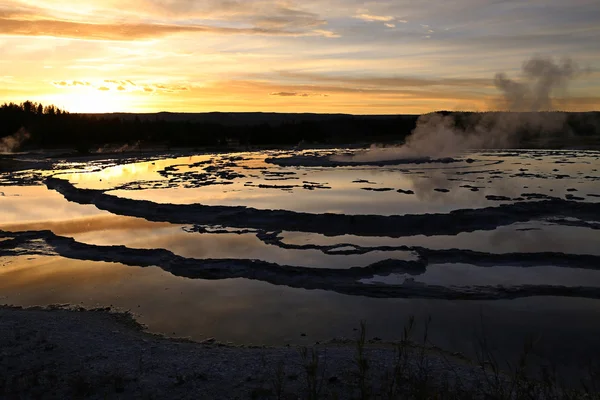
{"left": 0, "top": 306, "right": 487, "bottom": 399}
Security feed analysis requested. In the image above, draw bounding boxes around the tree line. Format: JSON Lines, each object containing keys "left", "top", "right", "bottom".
{"left": 1, "top": 101, "right": 599, "bottom": 153}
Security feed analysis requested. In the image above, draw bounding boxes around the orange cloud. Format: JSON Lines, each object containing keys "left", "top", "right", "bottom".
{"left": 0, "top": 15, "right": 338, "bottom": 40}
{"left": 52, "top": 80, "right": 91, "bottom": 87}
{"left": 270, "top": 92, "right": 328, "bottom": 97}
{"left": 355, "top": 13, "right": 395, "bottom": 22}
{"left": 50, "top": 79, "right": 190, "bottom": 94}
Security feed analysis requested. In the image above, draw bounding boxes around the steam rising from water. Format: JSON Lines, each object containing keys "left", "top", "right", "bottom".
{"left": 333, "top": 56, "right": 584, "bottom": 162}
{"left": 0, "top": 128, "right": 30, "bottom": 153}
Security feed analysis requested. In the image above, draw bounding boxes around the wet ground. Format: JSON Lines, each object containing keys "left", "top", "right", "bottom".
{"left": 1, "top": 148, "right": 600, "bottom": 369}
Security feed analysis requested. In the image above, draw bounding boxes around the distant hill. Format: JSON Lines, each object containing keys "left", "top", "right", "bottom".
{"left": 89, "top": 112, "right": 414, "bottom": 127}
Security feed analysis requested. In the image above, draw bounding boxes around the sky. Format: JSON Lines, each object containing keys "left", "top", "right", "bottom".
{"left": 0, "top": 0, "right": 599, "bottom": 114}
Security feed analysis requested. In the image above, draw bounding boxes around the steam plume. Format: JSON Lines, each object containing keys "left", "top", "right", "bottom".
{"left": 333, "top": 56, "right": 585, "bottom": 162}
{"left": 0, "top": 128, "right": 30, "bottom": 153}
{"left": 494, "top": 56, "right": 579, "bottom": 111}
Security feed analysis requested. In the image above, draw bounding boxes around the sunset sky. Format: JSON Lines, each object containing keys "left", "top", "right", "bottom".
{"left": 1, "top": 0, "right": 599, "bottom": 113}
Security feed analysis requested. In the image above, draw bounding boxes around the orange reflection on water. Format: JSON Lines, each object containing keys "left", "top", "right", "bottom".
{"left": 0, "top": 214, "right": 172, "bottom": 235}
{"left": 58, "top": 155, "right": 213, "bottom": 190}
{"left": 0, "top": 186, "right": 106, "bottom": 225}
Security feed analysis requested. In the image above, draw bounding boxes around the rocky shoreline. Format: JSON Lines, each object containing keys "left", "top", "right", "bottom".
{"left": 0, "top": 305, "right": 487, "bottom": 399}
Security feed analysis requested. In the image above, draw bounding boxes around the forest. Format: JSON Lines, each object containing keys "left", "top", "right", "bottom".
{"left": 1, "top": 101, "right": 599, "bottom": 153}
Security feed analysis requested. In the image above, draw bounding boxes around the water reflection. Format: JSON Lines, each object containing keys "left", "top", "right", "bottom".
{"left": 91, "top": 150, "right": 600, "bottom": 216}
{"left": 0, "top": 186, "right": 106, "bottom": 225}
{"left": 70, "top": 223, "right": 415, "bottom": 269}
{"left": 2, "top": 148, "right": 600, "bottom": 374}
{"left": 2, "top": 255, "right": 600, "bottom": 371}
{"left": 280, "top": 222, "right": 600, "bottom": 256}
{"left": 57, "top": 155, "right": 210, "bottom": 190}
{"left": 361, "top": 263, "right": 600, "bottom": 287}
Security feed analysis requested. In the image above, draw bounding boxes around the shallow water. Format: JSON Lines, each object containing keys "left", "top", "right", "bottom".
{"left": 55, "top": 149, "right": 600, "bottom": 215}
{"left": 2, "top": 255, "right": 600, "bottom": 370}
{"left": 280, "top": 222, "right": 600, "bottom": 255}
{"left": 2, "top": 148, "right": 600, "bottom": 368}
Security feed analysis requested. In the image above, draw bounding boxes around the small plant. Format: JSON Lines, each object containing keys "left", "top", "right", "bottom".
{"left": 383, "top": 315, "right": 415, "bottom": 399}
{"left": 299, "top": 346, "right": 325, "bottom": 400}
{"left": 271, "top": 359, "right": 287, "bottom": 400}
{"left": 409, "top": 316, "right": 434, "bottom": 398}
{"left": 355, "top": 320, "right": 371, "bottom": 400}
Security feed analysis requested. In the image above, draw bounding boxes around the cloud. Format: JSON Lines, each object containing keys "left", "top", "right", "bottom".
{"left": 122, "top": 0, "right": 327, "bottom": 30}
{"left": 311, "top": 29, "right": 339, "bottom": 38}
{"left": 0, "top": 0, "right": 339, "bottom": 40}
{"left": 274, "top": 71, "right": 493, "bottom": 89}
{"left": 51, "top": 79, "right": 189, "bottom": 93}
{"left": 271, "top": 92, "right": 308, "bottom": 96}
{"left": 2, "top": 0, "right": 599, "bottom": 115}
{"left": 0, "top": 15, "right": 337, "bottom": 41}
{"left": 250, "top": 9, "right": 325, "bottom": 29}
{"left": 270, "top": 91, "right": 327, "bottom": 97}
{"left": 152, "top": 84, "right": 189, "bottom": 93}
{"left": 354, "top": 13, "right": 395, "bottom": 22}
{"left": 220, "top": 79, "right": 485, "bottom": 101}
{"left": 52, "top": 80, "right": 91, "bottom": 87}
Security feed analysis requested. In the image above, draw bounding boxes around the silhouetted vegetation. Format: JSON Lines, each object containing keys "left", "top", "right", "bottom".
{"left": 2, "top": 101, "right": 599, "bottom": 153}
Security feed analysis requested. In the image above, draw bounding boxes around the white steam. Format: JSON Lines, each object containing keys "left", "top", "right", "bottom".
{"left": 494, "top": 57, "right": 580, "bottom": 111}
{"left": 0, "top": 128, "right": 31, "bottom": 153}
{"left": 333, "top": 56, "right": 585, "bottom": 162}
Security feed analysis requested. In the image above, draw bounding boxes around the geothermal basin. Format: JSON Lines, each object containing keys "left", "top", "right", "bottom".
{"left": 1, "top": 147, "right": 600, "bottom": 371}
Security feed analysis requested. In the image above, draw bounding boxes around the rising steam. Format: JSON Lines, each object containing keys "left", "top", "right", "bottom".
{"left": 494, "top": 57, "right": 580, "bottom": 111}
{"left": 332, "top": 56, "right": 585, "bottom": 162}
{"left": 0, "top": 128, "right": 30, "bottom": 153}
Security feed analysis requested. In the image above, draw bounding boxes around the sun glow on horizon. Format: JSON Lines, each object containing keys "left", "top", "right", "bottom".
{"left": 47, "top": 88, "right": 136, "bottom": 113}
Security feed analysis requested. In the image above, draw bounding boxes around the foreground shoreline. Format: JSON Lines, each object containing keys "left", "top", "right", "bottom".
{"left": 0, "top": 305, "right": 489, "bottom": 399}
